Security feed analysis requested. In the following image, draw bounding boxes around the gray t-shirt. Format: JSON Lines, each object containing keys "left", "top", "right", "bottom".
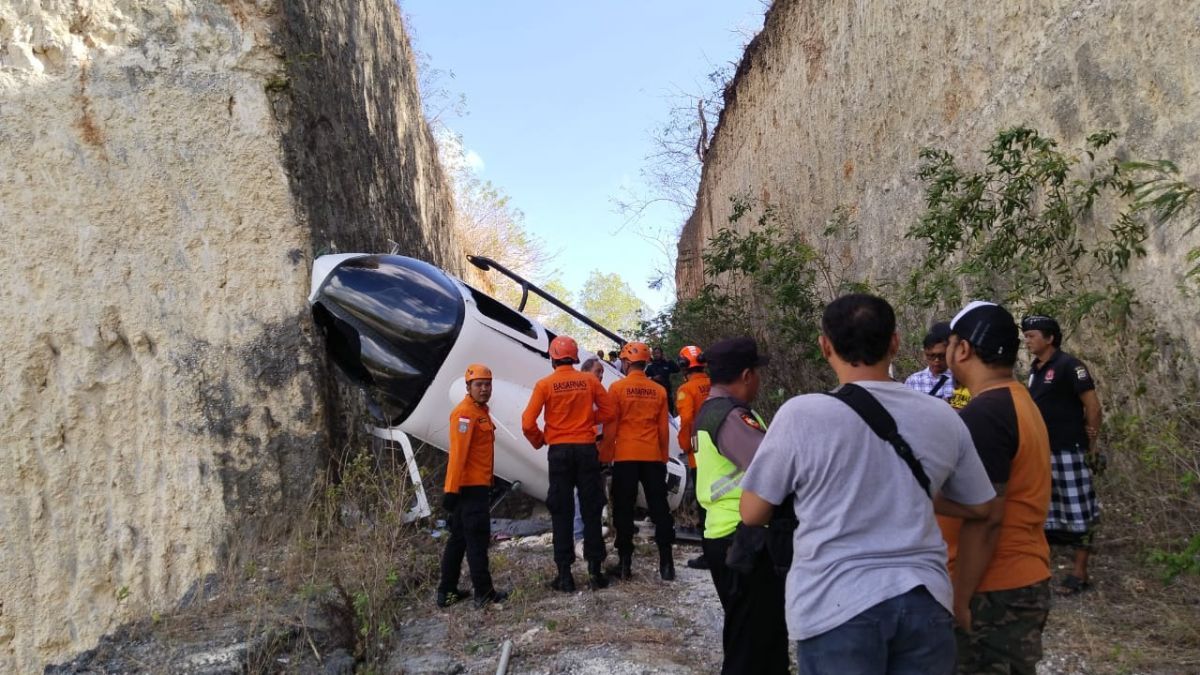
{"left": 741, "top": 380, "right": 995, "bottom": 640}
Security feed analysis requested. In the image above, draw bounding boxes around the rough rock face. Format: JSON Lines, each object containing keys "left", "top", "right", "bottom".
{"left": 0, "top": 1, "right": 459, "bottom": 671}
{"left": 678, "top": 0, "right": 1200, "bottom": 348}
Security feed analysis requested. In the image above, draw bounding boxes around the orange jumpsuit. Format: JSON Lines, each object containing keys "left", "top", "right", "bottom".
{"left": 675, "top": 371, "right": 712, "bottom": 468}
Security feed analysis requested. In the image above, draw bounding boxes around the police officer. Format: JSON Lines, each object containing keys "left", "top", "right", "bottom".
{"left": 437, "top": 364, "right": 508, "bottom": 608}
{"left": 694, "top": 337, "right": 788, "bottom": 675}
{"left": 603, "top": 341, "right": 675, "bottom": 581}
{"left": 522, "top": 336, "right": 617, "bottom": 592}
{"left": 1022, "top": 315, "right": 1103, "bottom": 595}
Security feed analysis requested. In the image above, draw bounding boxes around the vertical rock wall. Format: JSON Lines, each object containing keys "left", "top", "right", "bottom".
{"left": 678, "top": 0, "right": 1200, "bottom": 348}
{"left": 0, "top": 1, "right": 459, "bottom": 670}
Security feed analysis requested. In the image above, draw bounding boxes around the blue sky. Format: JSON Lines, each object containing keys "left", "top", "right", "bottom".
{"left": 401, "top": 1, "right": 765, "bottom": 312}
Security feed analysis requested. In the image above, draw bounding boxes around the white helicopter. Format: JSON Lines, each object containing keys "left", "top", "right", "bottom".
{"left": 309, "top": 253, "right": 689, "bottom": 520}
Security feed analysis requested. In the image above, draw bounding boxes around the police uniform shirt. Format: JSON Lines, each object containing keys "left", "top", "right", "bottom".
{"left": 1027, "top": 349, "right": 1096, "bottom": 451}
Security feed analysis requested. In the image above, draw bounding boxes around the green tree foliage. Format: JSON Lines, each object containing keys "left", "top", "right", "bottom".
{"left": 577, "top": 271, "right": 650, "bottom": 341}
{"left": 904, "top": 127, "right": 1150, "bottom": 326}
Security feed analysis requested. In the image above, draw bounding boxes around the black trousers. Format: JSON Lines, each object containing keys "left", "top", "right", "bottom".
{"left": 611, "top": 461, "right": 675, "bottom": 556}
{"left": 437, "top": 486, "right": 493, "bottom": 597}
{"left": 702, "top": 534, "right": 789, "bottom": 675}
{"left": 687, "top": 467, "right": 707, "bottom": 534}
{"left": 547, "top": 443, "right": 606, "bottom": 566}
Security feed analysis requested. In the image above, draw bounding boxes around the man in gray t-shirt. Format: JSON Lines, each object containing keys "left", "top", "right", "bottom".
{"left": 741, "top": 294, "right": 995, "bottom": 675}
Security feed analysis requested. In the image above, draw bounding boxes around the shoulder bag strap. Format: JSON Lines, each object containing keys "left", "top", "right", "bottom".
{"left": 822, "top": 384, "right": 932, "bottom": 498}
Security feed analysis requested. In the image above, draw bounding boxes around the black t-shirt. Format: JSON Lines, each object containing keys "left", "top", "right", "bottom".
{"left": 1027, "top": 349, "right": 1095, "bottom": 450}
{"left": 958, "top": 387, "right": 1018, "bottom": 484}
{"left": 644, "top": 358, "right": 679, "bottom": 391}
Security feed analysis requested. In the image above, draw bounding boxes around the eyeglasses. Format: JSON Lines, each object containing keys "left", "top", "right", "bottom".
{"left": 924, "top": 352, "right": 947, "bottom": 361}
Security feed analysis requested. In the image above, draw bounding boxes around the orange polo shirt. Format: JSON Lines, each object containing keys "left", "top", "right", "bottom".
{"left": 522, "top": 364, "right": 617, "bottom": 448}
{"left": 444, "top": 395, "right": 495, "bottom": 493}
{"left": 600, "top": 370, "right": 669, "bottom": 463}
{"left": 940, "top": 381, "right": 1052, "bottom": 592}
{"left": 675, "top": 371, "right": 711, "bottom": 468}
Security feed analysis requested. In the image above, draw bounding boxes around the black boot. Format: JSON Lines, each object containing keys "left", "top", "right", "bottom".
{"left": 588, "top": 560, "right": 609, "bottom": 590}
{"left": 474, "top": 588, "right": 509, "bottom": 608}
{"left": 686, "top": 553, "right": 709, "bottom": 570}
{"left": 550, "top": 564, "right": 576, "bottom": 593}
{"left": 617, "top": 553, "right": 632, "bottom": 581}
{"left": 436, "top": 587, "right": 466, "bottom": 608}
{"left": 659, "top": 547, "right": 676, "bottom": 581}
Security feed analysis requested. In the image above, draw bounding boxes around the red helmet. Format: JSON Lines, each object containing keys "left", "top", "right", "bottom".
{"left": 619, "top": 341, "right": 650, "bottom": 364}
{"left": 549, "top": 335, "right": 580, "bottom": 362}
{"left": 464, "top": 363, "right": 493, "bottom": 382}
{"left": 679, "top": 345, "right": 703, "bottom": 369}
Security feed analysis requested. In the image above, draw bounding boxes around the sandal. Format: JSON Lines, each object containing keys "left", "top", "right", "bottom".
{"left": 1055, "top": 574, "right": 1090, "bottom": 596}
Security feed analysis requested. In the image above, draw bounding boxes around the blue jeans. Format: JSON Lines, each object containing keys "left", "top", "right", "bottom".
{"left": 796, "top": 586, "right": 956, "bottom": 675}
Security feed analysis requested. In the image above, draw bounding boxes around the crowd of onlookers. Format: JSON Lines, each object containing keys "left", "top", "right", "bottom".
{"left": 437, "top": 291, "right": 1103, "bottom": 675}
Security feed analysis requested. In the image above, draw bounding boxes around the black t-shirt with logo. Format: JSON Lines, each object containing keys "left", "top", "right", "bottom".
{"left": 958, "top": 387, "right": 1019, "bottom": 483}
{"left": 1027, "top": 349, "right": 1095, "bottom": 450}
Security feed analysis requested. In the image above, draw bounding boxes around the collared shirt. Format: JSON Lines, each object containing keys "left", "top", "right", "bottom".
{"left": 445, "top": 395, "right": 495, "bottom": 492}
{"left": 601, "top": 370, "right": 669, "bottom": 463}
{"left": 904, "top": 367, "right": 955, "bottom": 402}
{"left": 1028, "top": 349, "right": 1096, "bottom": 450}
{"left": 522, "top": 365, "right": 617, "bottom": 448}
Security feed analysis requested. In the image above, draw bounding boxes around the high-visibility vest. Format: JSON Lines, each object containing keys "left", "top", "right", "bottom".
{"left": 695, "top": 398, "right": 767, "bottom": 540}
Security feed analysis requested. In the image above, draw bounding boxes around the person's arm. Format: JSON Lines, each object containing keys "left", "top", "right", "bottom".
{"left": 933, "top": 495, "right": 991, "bottom": 520}
{"left": 521, "top": 383, "right": 547, "bottom": 449}
{"left": 676, "top": 389, "right": 693, "bottom": 452}
{"left": 592, "top": 378, "right": 617, "bottom": 424}
{"left": 740, "top": 489, "right": 775, "bottom": 526}
{"left": 657, "top": 395, "right": 669, "bottom": 462}
{"left": 1081, "top": 389, "right": 1102, "bottom": 447}
{"left": 445, "top": 411, "right": 475, "bottom": 495}
{"left": 599, "top": 385, "right": 620, "bottom": 462}
{"left": 952, "top": 484, "right": 1007, "bottom": 631}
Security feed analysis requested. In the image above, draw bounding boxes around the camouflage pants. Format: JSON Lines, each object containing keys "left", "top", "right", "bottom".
{"left": 956, "top": 580, "right": 1051, "bottom": 675}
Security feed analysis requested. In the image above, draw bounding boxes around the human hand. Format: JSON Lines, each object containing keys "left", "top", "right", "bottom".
{"left": 954, "top": 602, "right": 972, "bottom": 633}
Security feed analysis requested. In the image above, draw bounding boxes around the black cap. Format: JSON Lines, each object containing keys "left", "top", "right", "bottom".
{"left": 1020, "top": 315, "right": 1060, "bottom": 335}
{"left": 950, "top": 301, "right": 1020, "bottom": 357}
{"left": 701, "top": 337, "right": 769, "bottom": 376}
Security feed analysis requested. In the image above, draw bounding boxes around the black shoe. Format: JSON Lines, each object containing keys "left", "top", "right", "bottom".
{"left": 686, "top": 554, "right": 709, "bottom": 570}
{"left": 436, "top": 588, "right": 466, "bottom": 608}
{"left": 474, "top": 588, "right": 509, "bottom": 608}
{"left": 587, "top": 560, "right": 609, "bottom": 590}
{"left": 659, "top": 549, "right": 676, "bottom": 581}
{"left": 550, "top": 565, "right": 576, "bottom": 593}
{"left": 617, "top": 553, "right": 632, "bottom": 581}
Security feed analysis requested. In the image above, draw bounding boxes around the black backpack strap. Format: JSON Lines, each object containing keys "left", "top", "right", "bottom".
{"left": 928, "top": 374, "right": 949, "bottom": 397}
{"left": 822, "top": 384, "right": 932, "bottom": 498}
{"left": 696, "top": 397, "right": 738, "bottom": 456}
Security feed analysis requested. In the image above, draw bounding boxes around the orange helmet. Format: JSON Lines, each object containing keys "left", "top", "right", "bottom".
{"left": 619, "top": 341, "right": 650, "bottom": 364}
{"left": 464, "top": 363, "right": 493, "bottom": 382}
{"left": 548, "top": 335, "right": 580, "bottom": 363}
{"left": 679, "top": 345, "right": 703, "bottom": 369}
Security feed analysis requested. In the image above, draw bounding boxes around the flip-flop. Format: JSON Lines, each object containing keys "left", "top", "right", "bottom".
{"left": 1056, "top": 574, "right": 1090, "bottom": 596}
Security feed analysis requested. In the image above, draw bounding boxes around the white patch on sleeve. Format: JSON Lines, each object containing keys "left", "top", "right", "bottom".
{"left": 457, "top": 417, "right": 470, "bottom": 433}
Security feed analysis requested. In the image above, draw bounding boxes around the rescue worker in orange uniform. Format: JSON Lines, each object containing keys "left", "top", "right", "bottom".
{"left": 675, "top": 344, "right": 712, "bottom": 570}
{"left": 601, "top": 342, "right": 675, "bottom": 581}
{"left": 437, "top": 364, "right": 508, "bottom": 609}
{"left": 522, "top": 335, "right": 617, "bottom": 592}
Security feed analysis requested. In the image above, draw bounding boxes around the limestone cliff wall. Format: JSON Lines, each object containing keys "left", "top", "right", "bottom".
{"left": 0, "top": 1, "right": 459, "bottom": 670}
{"left": 678, "top": 0, "right": 1200, "bottom": 348}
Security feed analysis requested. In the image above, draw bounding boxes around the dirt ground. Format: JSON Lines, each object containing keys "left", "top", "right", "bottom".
{"left": 48, "top": 517, "right": 1200, "bottom": 674}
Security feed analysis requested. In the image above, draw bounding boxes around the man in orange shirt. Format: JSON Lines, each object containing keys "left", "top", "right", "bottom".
{"left": 438, "top": 364, "right": 508, "bottom": 609}
{"left": 675, "top": 344, "right": 711, "bottom": 570}
{"left": 942, "top": 301, "right": 1053, "bottom": 673}
{"left": 602, "top": 342, "right": 675, "bottom": 581}
{"left": 523, "top": 335, "right": 617, "bottom": 592}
